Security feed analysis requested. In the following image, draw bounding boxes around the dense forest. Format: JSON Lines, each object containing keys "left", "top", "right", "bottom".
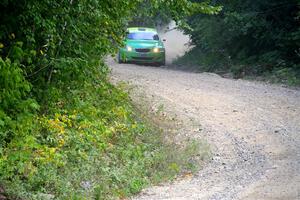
{"left": 177, "top": 0, "right": 300, "bottom": 85}
{"left": 0, "top": 0, "right": 218, "bottom": 199}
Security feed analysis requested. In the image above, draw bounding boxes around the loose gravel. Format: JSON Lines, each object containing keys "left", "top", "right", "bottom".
{"left": 109, "top": 61, "right": 300, "bottom": 200}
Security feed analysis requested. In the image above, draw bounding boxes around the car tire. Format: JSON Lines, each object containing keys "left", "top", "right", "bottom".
{"left": 158, "top": 59, "right": 165, "bottom": 66}
{"left": 117, "top": 52, "right": 123, "bottom": 64}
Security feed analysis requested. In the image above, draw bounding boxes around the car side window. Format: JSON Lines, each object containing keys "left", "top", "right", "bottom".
{"left": 127, "top": 33, "right": 134, "bottom": 39}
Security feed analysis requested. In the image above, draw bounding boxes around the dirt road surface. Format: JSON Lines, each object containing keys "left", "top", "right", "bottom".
{"left": 108, "top": 27, "right": 300, "bottom": 200}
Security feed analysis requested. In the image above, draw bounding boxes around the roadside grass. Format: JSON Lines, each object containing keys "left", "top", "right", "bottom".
{"left": 118, "top": 82, "right": 211, "bottom": 184}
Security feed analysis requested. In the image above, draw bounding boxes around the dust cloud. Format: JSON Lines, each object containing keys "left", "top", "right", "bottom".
{"left": 158, "top": 21, "right": 191, "bottom": 65}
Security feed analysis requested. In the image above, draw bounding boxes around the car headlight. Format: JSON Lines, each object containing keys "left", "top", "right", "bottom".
{"left": 153, "top": 47, "right": 159, "bottom": 53}
{"left": 127, "top": 46, "right": 133, "bottom": 52}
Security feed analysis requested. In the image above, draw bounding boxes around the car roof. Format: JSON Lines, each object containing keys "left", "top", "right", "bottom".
{"left": 127, "top": 27, "right": 157, "bottom": 33}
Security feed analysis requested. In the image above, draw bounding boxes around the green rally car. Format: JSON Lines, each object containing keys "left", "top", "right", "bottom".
{"left": 118, "top": 27, "right": 166, "bottom": 66}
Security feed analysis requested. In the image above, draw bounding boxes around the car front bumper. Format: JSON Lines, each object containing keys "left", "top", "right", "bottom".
{"left": 119, "top": 49, "right": 165, "bottom": 63}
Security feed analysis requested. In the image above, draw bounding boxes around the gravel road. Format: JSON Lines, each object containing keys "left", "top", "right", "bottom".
{"left": 108, "top": 26, "right": 300, "bottom": 200}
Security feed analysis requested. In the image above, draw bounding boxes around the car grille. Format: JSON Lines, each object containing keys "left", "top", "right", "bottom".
{"left": 135, "top": 48, "right": 150, "bottom": 53}
{"left": 132, "top": 57, "right": 152, "bottom": 60}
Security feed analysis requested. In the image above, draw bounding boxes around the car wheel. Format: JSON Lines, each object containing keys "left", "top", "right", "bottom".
{"left": 158, "top": 59, "right": 165, "bottom": 66}
{"left": 117, "top": 52, "right": 123, "bottom": 64}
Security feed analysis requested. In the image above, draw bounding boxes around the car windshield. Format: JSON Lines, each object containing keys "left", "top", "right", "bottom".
{"left": 127, "top": 32, "right": 159, "bottom": 40}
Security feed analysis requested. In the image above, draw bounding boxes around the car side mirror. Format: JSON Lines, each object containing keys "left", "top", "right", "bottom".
{"left": 125, "top": 31, "right": 129, "bottom": 39}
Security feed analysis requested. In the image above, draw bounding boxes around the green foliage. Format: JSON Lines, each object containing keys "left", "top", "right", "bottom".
{"left": 129, "top": 0, "right": 171, "bottom": 27}
{"left": 0, "top": 57, "right": 39, "bottom": 156}
{"left": 0, "top": 65, "right": 204, "bottom": 199}
{"left": 129, "top": 0, "right": 221, "bottom": 28}
{"left": 179, "top": 0, "right": 300, "bottom": 85}
{"left": 0, "top": 0, "right": 216, "bottom": 199}
{"left": 0, "top": 76, "right": 145, "bottom": 198}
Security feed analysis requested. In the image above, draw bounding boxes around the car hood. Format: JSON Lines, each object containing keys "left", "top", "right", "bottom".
{"left": 125, "top": 39, "right": 164, "bottom": 48}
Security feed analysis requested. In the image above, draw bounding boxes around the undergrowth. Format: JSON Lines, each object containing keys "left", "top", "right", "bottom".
{"left": 174, "top": 47, "right": 300, "bottom": 86}
{"left": 177, "top": 0, "right": 300, "bottom": 86}
{"left": 0, "top": 59, "right": 205, "bottom": 199}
